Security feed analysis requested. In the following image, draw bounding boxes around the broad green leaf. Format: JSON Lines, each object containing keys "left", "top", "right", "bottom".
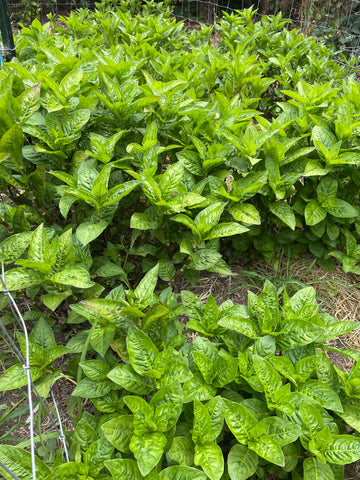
{"left": 76, "top": 221, "right": 108, "bottom": 246}
{"left": 203, "top": 222, "right": 248, "bottom": 240}
{"left": 105, "top": 459, "right": 142, "bottom": 480}
{"left": 228, "top": 203, "right": 261, "bottom": 225}
{"left": 80, "top": 360, "right": 110, "bottom": 381}
{"left": 248, "top": 436, "right": 284, "bottom": 467}
{"left": 322, "top": 198, "right": 358, "bottom": 218}
{"left": 0, "top": 363, "right": 42, "bottom": 391}
{"left": 158, "top": 466, "right": 206, "bottom": 480}
{"left": 195, "top": 202, "right": 225, "bottom": 235}
{"left": 276, "top": 320, "right": 324, "bottom": 349}
{"left": 101, "top": 416, "right": 134, "bottom": 454}
{"left": 30, "top": 317, "right": 55, "bottom": 350}
{"left": 50, "top": 266, "right": 94, "bottom": 288}
{"left": 134, "top": 264, "right": 159, "bottom": 304}
{"left": 269, "top": 201, "right": 296, "bottom": 230}
{"left": 227, "top": 444, "right": 258, "bottom": 480}
{"left": 0, "top": 267, "right": 43, "bottom": 291}
{"left": 168, "top": 436, "right": 194, "bottom": 466}
{"left": 83, "top": 438, "right": 114, "bottom": 476}
{"left": 130, "top": 432, "right": 167, "bottom": 476}
{"left": 72, "top": 377, "right": 113, "bottom": 398}
{"left": 194, "top": 442, "right": 224, "bottom": 480}
{"left": 338, "top": 404, "right": 360, "bottom": 432}
{"left": 90, "top": 324, "right": 115, "bottom": 357}
{"left": 193, "top": 351, "right": 214, "bottom": 384}
{"left": 305, "top": 200, "right": 327, "bottom": 226}
{"left": 0, "top": 232, "right": 32, "bottom": 265}
{"left": 192, "top": 399, "right": 213, "bottom": 444}
{"left": 253, "top": 356, "right": 282, "bottom": 401}
{"left": 223, "top": 399, "right": 256, "bottom": 444}
{"left": 250, "top": 416, "right": 300, "bottom": 446}
{"left": 50, "top": 462, "right": 91, "bottom": 480}
{"left": 298, "top": 380, "right": 343, "bottom": 413}
{"left": 41, "top": 291, "right": 71, "bottom": 311}
{"left": 189, "top": 249, "right": 224, "bottom": 271}
{"left": 322, "top": 435, "right": 360, "bottom": 464}
{"left": 0, "top": 446, "right": 50, "bottom": 480}
{"left": 103, "top": 180, "right": 141, "bottom": 207}
{"left": 107, "top": 364, "right": 155, "bottom": 394}
{"left": 183, "top": 373, "right": 217, "bottom": 403}
{"left": 312, "top": 126, "right": 337, "bottom": 150}
{"left": 154, "top": 402, "right": 182, "bottom": 432}
{"left": 219, "top": 314, "right": 260, "bottom": 339}
{"left": 303, "top": 457, "right": 335, "bottom": 480}
{"left": 124, "top": 395, "right": 156, "bottom": 435}
{"left": 127, "top": 326, "right": 159, "bottom": 376}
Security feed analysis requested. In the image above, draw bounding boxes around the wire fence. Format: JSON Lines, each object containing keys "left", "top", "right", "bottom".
{"left": 0, "top": 262, "right": 69, "bottom": 480}
{"left": 3, "top": 0, "right": 360, "bottom": 58}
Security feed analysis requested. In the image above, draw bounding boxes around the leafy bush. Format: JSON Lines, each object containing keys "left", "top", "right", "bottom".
{"left": 1, "top": 278, "right": 360, "bottom": 479}
{"left": 0, "top": 2, "right": 360, "bottom": 479}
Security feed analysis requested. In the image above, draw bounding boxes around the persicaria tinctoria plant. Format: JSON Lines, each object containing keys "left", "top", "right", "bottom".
{"left": 0, "top": 1, "right": 360, "bottom": 479}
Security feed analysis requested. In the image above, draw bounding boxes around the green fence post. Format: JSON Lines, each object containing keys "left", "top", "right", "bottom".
{"left": 0, "top": 0, "right": 15, "bottom": 62}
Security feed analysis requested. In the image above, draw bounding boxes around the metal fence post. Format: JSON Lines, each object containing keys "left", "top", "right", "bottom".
{"left": 0, "top": 0, "right": 15, "bottom": 62}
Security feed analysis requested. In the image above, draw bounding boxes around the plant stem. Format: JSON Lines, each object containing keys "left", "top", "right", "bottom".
{"left": 75, "top": 318, "right": 98, "bottom": 418}
{"left": 266, "top": 468, "right": 283, "bottom": 480}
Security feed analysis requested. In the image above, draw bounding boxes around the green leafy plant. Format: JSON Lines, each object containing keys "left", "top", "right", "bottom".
{"left": 2, "top": 279, "right": 360, "bottom": 479}
{"left": 0, "top": 2, "right": 360, "bottom": 479}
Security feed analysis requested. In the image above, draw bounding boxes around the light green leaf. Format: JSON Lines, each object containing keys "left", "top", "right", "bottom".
{"left": 83, "top": 438, "right": 114, "bottom": 476}
{"left": 0, "top": 232, "right": 32, "bottom": 265}
{"left": 322, "top": 435, "right": 360, "bottom": 465}
{"left": 50, "top": 266, "right": 94, "bottom": 288}
{"left": 195, "top": 202, "right": 225, "bottom": 235}
{"left": 168, "top": 436, "right": 194, "bottom": 466}
{"left": 105, "top": 459, "right": 142, "bottom": 480}
{"left": 107, "top": 364, "right": 155, "bottom": 395}
{"left": 158, "top": 466, "right": 206, "bottom": 480}
{"left": 322, "top": 198, "right": 358, "bottom": 218}
{"left": 248, "top": 436, "right": 285, "bottom": 467}
{"left": 183, "top": 373, "right": 217, "bottom": 403}
{"left": 298, "top": 380, "right": 343, "bottom": 413}
{"left": 134, "top": 264, "right": 159, "bottom": 304}
{"left": 303, "top": 457, "right": 335, "bottom": 480}
{"left": 253, "top": 355, "right": 282, "bottom": 401}
{"left": 204, "top": 222, "right": 248, "bottom": 240}
{"left": 0, "top": 267, "right": 43, "bottom": 291}
{"left": 130, "top": 432, "right": 167, "bottom": 476}
{"left": 80, "top": 360, "right": 110, "bottom": 381}
{"left": 0, "top": 363, "right": 42, "bottom": 391}
{"left": 103, "top": 180, "right": 141, "bottom": 207}
{"left": 269, "top": 201, "right": 296, "bottom": 230}
{"left": 227, "top": 444, "right": 258, "bottom": 480}
{"left": 250, "top": 416, "right": 300, "bottom": 446}
{"left": 101, "top": 416, "right": 134, "bottom": 454}
{"left": 72, "top": 377, "right": 113, "bottom": 398}
{"left": 41, "top": 291, "right": 71, "bottom": 311}
{"left": 305, "top": 200, "right": 327, "bottom": 226}
{"left": 127, "top": 326, "right": 159, "bottom": 376}
{"left": 189, "top": 249, "right": 223, "bottom": 271}
{"left": 194, "top": 442, "right": 224, "bottom": 480}
{"left": 223, "top": 399, "right": 257, "bottom": 444}
{"left": 0, "top": 446, "right": 50, "bottom": 480}
{"left": 218, "top": 314, "right": 261, "bottom": 339}
{"left": 76, "top": 221, "right": 108, "bottom": 246}
{"left": 90, "top": 324, "right": 115, "bottom": 357}
{"left": 228, "top": 203, "right": 261, "bottom": 225}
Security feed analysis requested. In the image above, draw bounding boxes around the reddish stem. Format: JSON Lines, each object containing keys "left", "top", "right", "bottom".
{"left": 266, "top": 469, "right": 283, "bottom": 480}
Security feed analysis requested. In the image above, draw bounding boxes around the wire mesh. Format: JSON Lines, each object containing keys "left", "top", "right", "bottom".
{"left": 0, "top": 262, "right": 69, "bottom": 480}
{"left": 4, "top": 0, "right": 360, "bottom": 57}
